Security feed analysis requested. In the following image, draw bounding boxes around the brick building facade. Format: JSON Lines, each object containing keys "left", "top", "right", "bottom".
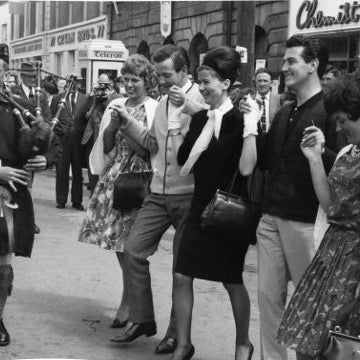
{"left": 108, "top": 1, "right": 289, "bottom": 87}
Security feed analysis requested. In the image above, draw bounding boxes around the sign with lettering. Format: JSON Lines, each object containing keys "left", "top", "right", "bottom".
{"left": 160, "top": 1, "right": 172, "bottom": 37}
{"left": 49, "top": 20, "right": 106, "bottom": 49}
{"left": 289, "top": 0, "right": 360, "bottom": 35}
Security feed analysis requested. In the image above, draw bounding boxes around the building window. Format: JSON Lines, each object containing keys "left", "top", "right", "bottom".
{"left": 19, "top": 13, "right": 24, "bottom": 38}
{"left": 71, "top": 2, "right": 84, "bottom": 24}
{"left": 2, "top": 24, "right": 7, "bottom": 43}
{"left": 137, "top": 41, "right": 150, "bottom": 60}
{"left": 322, "top": 35, "right": 359, "bottom": 73}
{"left": 29, "top": 1, "right": 36, "bottom": 35}
{"left": 86, "top": 2, "right": 100, "bottom": 20}
{"left": 189, "top": 33, "right": 209, "bottom": 79}
{"left": 50, "top": 1, "right": 57, "bottom": 30}
{"left": 58, "top": 1, "right": 70, "bottom": 28}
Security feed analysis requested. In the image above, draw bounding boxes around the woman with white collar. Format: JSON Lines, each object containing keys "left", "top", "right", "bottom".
{"left": 79, "top": 54, "right": 158, "bottom": 329}
{"left": 171, "top": 47, "right": 260, "bottom": 360}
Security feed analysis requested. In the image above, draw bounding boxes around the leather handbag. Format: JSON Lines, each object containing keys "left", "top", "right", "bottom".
{"left": 200, "top": 169, "right": 261, "bottom": 243}
{"left": 113, "top": 153, "right": 153, "bottom": 211}
{"left": 322, "top": 327, "right": 360, "bottom": 360}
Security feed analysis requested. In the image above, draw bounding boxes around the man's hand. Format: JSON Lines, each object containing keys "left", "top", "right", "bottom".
{"left": 0, "top": 167, "right": 30, "bottom": 187}
{"left": 168, "top": 85, "right": 186, "bottom": 107}
{"left": 238, "top": 97, "right": 252, "bottom": 115}
{"left": 24, "top": 155, "right": 48, "bottom": 172}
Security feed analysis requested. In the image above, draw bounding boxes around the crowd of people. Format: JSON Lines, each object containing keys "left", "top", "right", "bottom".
{"left": 0, "top": 33, "right": 359, "bottom": 360}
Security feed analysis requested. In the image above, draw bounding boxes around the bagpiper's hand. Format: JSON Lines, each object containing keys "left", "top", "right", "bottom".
{"left": 0, "top": 167, "right": 30, "bottom": 187}
{"left": 24, "top": 155, "right": 47, "bottom": 172}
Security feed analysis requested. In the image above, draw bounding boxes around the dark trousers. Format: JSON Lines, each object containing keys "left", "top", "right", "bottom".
{"left": 56, "top": 132, "right": 83, "bottom": 205}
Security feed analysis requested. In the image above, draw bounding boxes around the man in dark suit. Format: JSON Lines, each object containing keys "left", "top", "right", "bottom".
{"left": 51, "top": 74, "right": 86, "bottom": 210}
{"left": 10, "top": 62, "right": 62, "bottom": 234}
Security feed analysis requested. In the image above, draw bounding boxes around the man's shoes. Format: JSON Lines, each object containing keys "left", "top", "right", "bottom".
{"left": 155, "top": 336, "right": 177, "bottom": 354}
{"left": 72, "top": 203, "right": 84, "bottom": 211}
{"left": 56, "top": 203, "right": 65, "bottom": 209}
{"left": 110, "top": 321, "right": 156, "bottom": 343}
{"left": 110, "top": 318, "right": 128, "bottom": 329}
{"left": 0, "top": 319, "right": 10, "bottom": 346}
{"left": 34, "top": 224, "right": 40, "bottom": 234}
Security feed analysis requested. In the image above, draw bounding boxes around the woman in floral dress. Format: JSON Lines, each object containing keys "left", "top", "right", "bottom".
{"left": 277, "top": 73, "right": 360, "bottom": 359}
{"left": 79, "top": 54, "right": 158, "bottom": 328}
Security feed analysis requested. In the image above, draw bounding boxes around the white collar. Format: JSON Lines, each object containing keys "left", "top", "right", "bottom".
{"left": 181, "top": 79, "right": 192, "bottom": 93}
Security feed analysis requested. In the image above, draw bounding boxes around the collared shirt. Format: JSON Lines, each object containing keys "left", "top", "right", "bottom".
{"left": 256, "top": 91, "right": 270, "bottom": 132}
{"left": 285, "top": 91, "right": 323, "bottom": 138}
{"left": 21, "top": 82, "right": 33, "bottom": 99}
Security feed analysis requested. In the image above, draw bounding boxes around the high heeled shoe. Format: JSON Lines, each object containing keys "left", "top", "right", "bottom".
{"left": 179, "top": 344, "right": 195, "bottom": 360}
{"left": 248, "top": 343, "right": 254, "bottom": 360}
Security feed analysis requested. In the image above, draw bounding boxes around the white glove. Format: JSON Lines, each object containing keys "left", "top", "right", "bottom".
{"left": 243, "top": 97, "right": 262, "bottom": 138}
{"left": 168, "top": 102, "right": 186, "bottom": 130}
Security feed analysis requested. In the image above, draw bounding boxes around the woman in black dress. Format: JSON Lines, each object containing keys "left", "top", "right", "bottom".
{"left": 172, "top": 47, "right": 260, "bottom": 360}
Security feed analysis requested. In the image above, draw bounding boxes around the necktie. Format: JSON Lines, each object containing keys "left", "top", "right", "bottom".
{"left": 70, "top": 93, "right": 76, "bottom": 116}
{"left": 260, "top": 96, "right": 267, "bottom": 133}
{"left": 29, "top": 87, "right": 35, "bottom": 104}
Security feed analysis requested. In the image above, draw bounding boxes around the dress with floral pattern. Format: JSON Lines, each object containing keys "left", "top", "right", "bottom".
{"left": 277, "top": 147, "right": 360, "bottom": 356}
{"left": 78, "top": 104, "right": 150, "bottom": 252}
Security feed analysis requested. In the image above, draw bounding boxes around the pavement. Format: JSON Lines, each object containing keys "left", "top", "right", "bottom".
{"left": 1, "top": 170, "right": 295, "bottom": 360}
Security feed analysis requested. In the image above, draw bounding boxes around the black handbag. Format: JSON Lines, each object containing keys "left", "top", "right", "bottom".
{"left": 200, "top": 169, "right": 261, "bottom": 244}
{"left": 113, "top": 153, "right": 153, "bottom": 211}
{"left": 322, "top": 326, "right": 360, "bottom": 360}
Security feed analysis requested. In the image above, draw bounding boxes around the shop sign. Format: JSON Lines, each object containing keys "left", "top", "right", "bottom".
{"left": 94, "top": 50, "right": 125, "bottom": 59}
{"left": 160, "top": 1, "right": 172, "bottom": 37}
{"left": 50, "top": 23, "right": 106, "bottom": 48}
{"left": 289, "top": 0, "right": 360, "bottom": 35}
{"left": 13, "top": 40, "right": 42, "bottom": 55}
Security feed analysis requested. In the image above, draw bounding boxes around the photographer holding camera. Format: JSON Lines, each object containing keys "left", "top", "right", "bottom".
{"left": 76, "top": 73, "right": 121, "bottom": 194}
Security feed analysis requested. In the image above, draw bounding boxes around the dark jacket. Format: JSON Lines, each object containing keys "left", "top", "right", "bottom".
{"left": 258, "top": 92, "right": 337, "bottom": 223}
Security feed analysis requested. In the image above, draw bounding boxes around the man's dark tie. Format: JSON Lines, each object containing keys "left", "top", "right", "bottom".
{"left": 29, "top": 87, "right": 35, "bottom": 105}
{"left": 260, "top": 95, "right": 267, "bottom": 133}
{"left": 70, "top": 93, "right": 76, "bottom": 116}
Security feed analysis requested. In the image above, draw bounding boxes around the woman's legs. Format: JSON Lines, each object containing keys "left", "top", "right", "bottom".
{"left": 223, "top": 282, "right": 251, "bottom": 360}
{"left": 114, "top": 252, "right": 129, "bottom": 322}
{"left": 172, "top": 272, "right": 194, "bottom": 360}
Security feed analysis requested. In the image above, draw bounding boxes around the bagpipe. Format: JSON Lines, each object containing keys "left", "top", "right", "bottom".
{"left": 0, "top": 63, "right": 77, "bottom": 159}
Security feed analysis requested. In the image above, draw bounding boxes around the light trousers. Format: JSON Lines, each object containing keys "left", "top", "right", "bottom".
{"left": 257, "top": 213, "right": 315, "bottom": 360}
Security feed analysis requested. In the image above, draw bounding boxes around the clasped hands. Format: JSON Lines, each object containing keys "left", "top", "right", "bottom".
{"left": 109, "top": 104, "right": 131, "bottom": 128}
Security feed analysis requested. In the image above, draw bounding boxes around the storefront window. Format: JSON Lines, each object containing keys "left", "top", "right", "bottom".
{"left": 322, "top": 35, "right": 359, "bottom": 73}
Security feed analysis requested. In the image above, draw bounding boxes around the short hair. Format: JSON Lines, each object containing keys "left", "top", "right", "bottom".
{"left": 255, "top": 68, "right": 272, "bottom": 80}
{"left": 324, "top": 72, "right": 360, "bottom": 121}
{"left": 285, "top": 35, "right": 329, "bottom": 78}
{"left": 323, "top": 65, "right": 341, "bottom": 78}
{"left": 121, "top": 53, "right": 158, "bottom": 91}
{"left": 198, "top": 46, "right": 240, "bottom": 86}
{"left": 153, "top": 44, "right": 189, "bottom": 72}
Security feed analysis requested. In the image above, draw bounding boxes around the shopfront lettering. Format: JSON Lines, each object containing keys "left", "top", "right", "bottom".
{"left": 50, "top": 24, "right": 106, "bottom": 47}
{"left": 296, "top": 0, "right": 360, "bottom": 29}
{"left": 94, "top": 50, "right": 124, "bottom": 59}
{"left": 57, "top": 32, "right": 76, "bottom": 46}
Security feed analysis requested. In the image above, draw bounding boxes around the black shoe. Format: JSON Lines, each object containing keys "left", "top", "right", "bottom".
{"left": 155, "top": 336, "right": 177, "bottom": 354}
{"left": 0, "top": 320, "right": 10, "bottom": 346}
{"left": 72, "top": 203, "right": 84, "bottom": 211}
{"left": 110, "top": 321, "right": 156, "bottom": 343}
{"left": 34, "top": 224, "right": 40, "bottom": 234}
{"left": 56, "top": 203, "right": 65, "bottom": 209}
{"left": 110, "top": 318, "right": 128, "bottom": 329}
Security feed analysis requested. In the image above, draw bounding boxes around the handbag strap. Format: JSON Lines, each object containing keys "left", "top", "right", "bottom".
{"left": 226, "top": 168, "right": 257, "bottom": 202}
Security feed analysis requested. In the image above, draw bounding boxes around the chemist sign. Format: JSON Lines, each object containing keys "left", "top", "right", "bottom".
{"left": 289, "top": 0, "right": 360, "bottom": 36}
